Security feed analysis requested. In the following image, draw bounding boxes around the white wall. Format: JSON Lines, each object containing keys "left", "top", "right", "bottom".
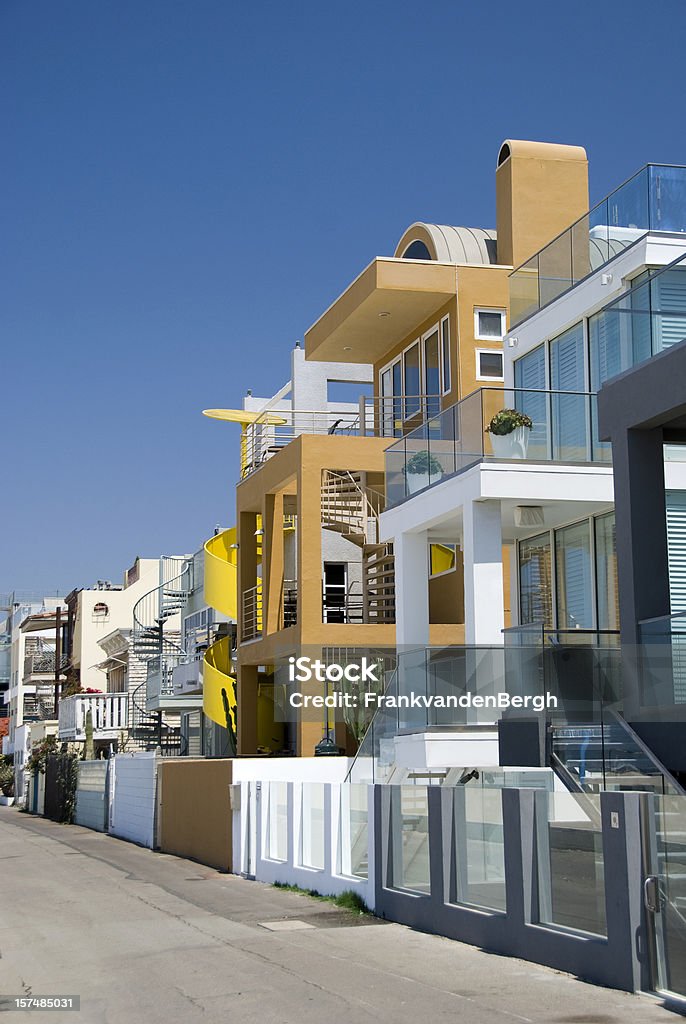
{"left": 233, "top": 779, "right": 374, "bottom": 910}
{"left": 110, "top": 751, "right": 157, "bottom": 848}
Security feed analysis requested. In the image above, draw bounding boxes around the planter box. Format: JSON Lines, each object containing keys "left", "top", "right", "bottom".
{"left": 0, "top": 795, "right": 15, "bottom": 806}
{"left": 489, "top": 426, "right": 530, "bottom": 459}
{"left": 406, "top": 470, "right": 443, "bottom": 495}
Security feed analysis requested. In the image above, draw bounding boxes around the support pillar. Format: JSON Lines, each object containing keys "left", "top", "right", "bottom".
{"left": 463, "top": 499, "right": 504, "bottom": 645}
{"left": 394, "top": 530, "right": 430, "bottom": 648}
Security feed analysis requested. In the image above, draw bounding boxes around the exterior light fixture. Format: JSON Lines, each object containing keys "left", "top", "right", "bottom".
{"left": 508, "top": 336, "right": 518, "bottom": 348}
{"left": 229, "top": 543, "right": 239, "bottom": 550}
{"left": 254, "top": 528, "right": 264, "bottom": 538}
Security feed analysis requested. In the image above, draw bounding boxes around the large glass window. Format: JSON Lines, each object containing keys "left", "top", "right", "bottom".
{"left": 519, "top": 533, "right": 553, "bottom": 627}
{"left": 595, "top": 513, "right": 619, "bottom": 631}
{"left": 422, "top": 329, "right": 440, "bottom": 418}
{"left": 403, "top": 342, "right": 421, "bottom": 419}
{"left": 550, "top": 323, "right": 587, "bottom": 461}
{"left": 555, "top": 521, "right": 593, "bottom": 629}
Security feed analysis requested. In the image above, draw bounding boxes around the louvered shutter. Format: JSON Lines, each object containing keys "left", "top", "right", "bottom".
{"left": 551, "top": 324, "right": 586, "bottom": 459}
{"left": 653, "top": 270, "right": 686, "bottom": 351}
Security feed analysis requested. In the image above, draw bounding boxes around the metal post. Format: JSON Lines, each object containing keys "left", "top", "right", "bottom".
{"left": 54, "top": 606, "right": 62, "bottom": 715}
{"left": 358, "top": 395, "right": 367, "bottom": 437}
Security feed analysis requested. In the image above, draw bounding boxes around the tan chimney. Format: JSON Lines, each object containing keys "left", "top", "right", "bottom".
{"left": 496, "top": 140, "right": 589, "bottom": 268}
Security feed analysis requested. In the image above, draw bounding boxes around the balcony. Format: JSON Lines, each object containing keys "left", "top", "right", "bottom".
{"left": 589, "top": 254, "right": 686, "bottom": 389}
{"left": 58, "top": 693, "right": 127, "bottom": 741}
{"left": 240, "top": 397, "right": 441, "bottom": 478}
{"left": 510, "top": 164, "right": 686, "bottom": 327}
{"left": 385, "top": 387, "right": 609, "bottom": 507}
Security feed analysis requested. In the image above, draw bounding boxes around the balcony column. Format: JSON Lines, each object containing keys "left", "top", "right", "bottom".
{"left": 394, "top": 530, "right": 430, "bottom": 648}
{"left": 296, "top": 459, "right": 322, "bottom": 638}
{"left": 237, "top": 664, "right": 258, "bottom": 755}
{"left": 263, "top": 491, "right": 285, "bottom": 634}
{"left": 237, "top": 511, "right": 259, "bottom": 641}
{"left": 463, "top": 499, "right": 504, "bottom": 645}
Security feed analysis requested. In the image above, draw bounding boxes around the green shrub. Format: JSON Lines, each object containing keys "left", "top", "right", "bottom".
{"left": 403, "top": 450, "right": 443, "bottom": 476}
{"left": 485, "top": 408, "right": 533, "bottom": 436}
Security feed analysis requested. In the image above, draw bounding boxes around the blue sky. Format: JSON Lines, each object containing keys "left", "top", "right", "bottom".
{"left": 3, "top": 0, "right": 686, "bottom": 591}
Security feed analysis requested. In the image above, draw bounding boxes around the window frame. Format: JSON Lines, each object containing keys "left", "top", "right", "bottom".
{"left": 475, "top": 347, "right": 504, "bottom": 382}
{"left": 441, "top": 315, "right": 451, "bottom": 396}
{"left": 474, "top": 307, "right": 506, "bottom": 342}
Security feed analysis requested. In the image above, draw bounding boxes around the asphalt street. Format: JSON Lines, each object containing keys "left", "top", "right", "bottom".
{"left": 0, "top": 807, "right": 676, "bottom": 1024}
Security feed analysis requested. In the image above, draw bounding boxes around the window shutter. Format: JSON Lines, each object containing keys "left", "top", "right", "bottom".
{"left": 654, "top": 270, "right": 686, "bottom": 351}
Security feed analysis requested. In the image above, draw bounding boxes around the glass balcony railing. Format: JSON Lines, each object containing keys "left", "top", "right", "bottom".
{"left": 385, "top": 386, "right": 609, "bottom": 508}
{"left": 589, "top": 253, "right": 686, "bottom": 389}
{"left": 510, "top": 164, "right": 686, "bottom": 326}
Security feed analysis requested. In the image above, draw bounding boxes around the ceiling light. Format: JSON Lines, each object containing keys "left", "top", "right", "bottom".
{"left": 378, "top": 311, "right": 391, "bottom": 318}
{"left": 343, "top": 346, "right": 352, "bottom": 351}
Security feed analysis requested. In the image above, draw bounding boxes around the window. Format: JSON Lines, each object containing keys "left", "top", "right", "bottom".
{"left": 403, "top": 342, "right": 421, "bottom": 420}
{"left": 422, "top": 327, "right": 440, "bottom": 417}
{"left": 595, "top": 513, "right": 618, "bottom": 631}
{"left": 379, "top": 358, "right": 402, "bottom": 437}
{"left": 550, "top": 322, "right": 587, "bottom": 461}
{"left": 93, "top": 602, "right": 109, "bottom": 617}
{"left": 519, "top": 534, "right": 553, "bottom": 627}
{"left": 429, "top": 543, "right": 457, "bottom": 578}
{"left": 475, "top": 308, "right": 506, "bottom": 340}
{"left": 441, "top": 316, "right": 451, "bottom": 394}
{"left": 555, "top": 521, "right": 593, "bottom": 629}
{"left": 402, "top": 239, "right": 432, "bottom": 261}
{"left": 476, "top": 349, "right": 504, "bottom": 380}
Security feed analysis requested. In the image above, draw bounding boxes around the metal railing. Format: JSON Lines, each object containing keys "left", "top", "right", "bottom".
{"left": 510, "top": 163, "right": 686, "bottom": 326}
{"left": 241, "top": 396, "right": 442, "bottom": 477}
{"left": 242, "top": 583, "right": 263, "bottom": 642}
{"left": 385, "top": 386, "right": 609, "bottom": 507}
{"left": 23, "top": 651, "right": 57, "bottom": 676}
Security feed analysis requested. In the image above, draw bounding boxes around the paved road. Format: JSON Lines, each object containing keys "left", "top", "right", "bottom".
{"left": 0, "top": 808, "right": 673, "bottom": 1024}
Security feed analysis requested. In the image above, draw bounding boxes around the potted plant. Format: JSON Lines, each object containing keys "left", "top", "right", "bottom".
{"left": 403, "top": 450, "right": 443, "bottom": 495}
{"left": 485, "top": 409, "right": 533, "bottom": 459}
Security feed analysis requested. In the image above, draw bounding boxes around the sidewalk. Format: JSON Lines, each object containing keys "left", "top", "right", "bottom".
{"left": 0, "top": 807, "right": 673, "bottom": 1024}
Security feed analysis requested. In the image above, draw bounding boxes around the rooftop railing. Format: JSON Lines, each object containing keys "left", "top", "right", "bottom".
{"left": 510, "top": 164, "right": 686, "bottom": 327}
{"left": 385, "top": 386, "right": 609, "bottom": 507}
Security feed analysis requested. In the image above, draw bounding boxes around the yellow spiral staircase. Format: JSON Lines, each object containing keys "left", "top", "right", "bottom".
{"left": 203, "top": 529, "right": 239, "bottom": 741}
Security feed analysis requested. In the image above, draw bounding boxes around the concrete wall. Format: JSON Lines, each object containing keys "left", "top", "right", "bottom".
{"left": 74, "top": 760, "right": 109, "bottom": 832}
{"left": 158, "top": 759, "right": 233, "bottom": 871}
{"left": 110, "top": 751, "right": 157, "bottom": 848}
